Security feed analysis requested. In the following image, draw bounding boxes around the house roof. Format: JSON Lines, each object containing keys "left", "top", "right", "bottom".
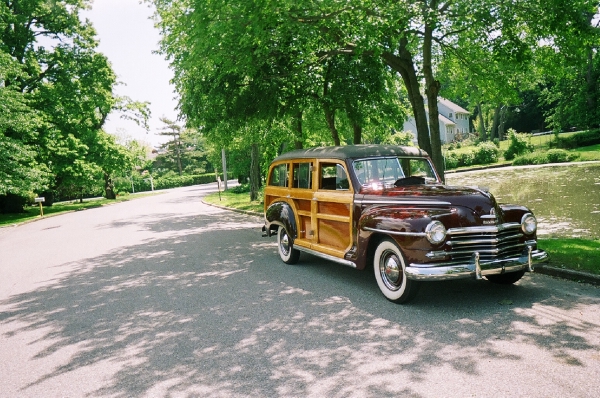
{"left": 439, "top": 114, "right": 455, "bottom": 126}
{"left": 438, "top": 97, "right": 470, "bottom": 114}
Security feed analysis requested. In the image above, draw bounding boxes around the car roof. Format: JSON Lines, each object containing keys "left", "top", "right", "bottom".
{"left": 272, "top": 145, "right": 429, "bottom": 162}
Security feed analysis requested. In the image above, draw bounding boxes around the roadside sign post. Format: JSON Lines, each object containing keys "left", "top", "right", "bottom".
{"left": 217, "top": 176, "right": 222, "bottom": 201}
{"left": 34, "top": 197, "right": 45, "bottom": 217}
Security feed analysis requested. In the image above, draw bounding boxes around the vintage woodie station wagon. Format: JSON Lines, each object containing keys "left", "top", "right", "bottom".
{"left": 262, "top": 145, "right": 548, "bottom": 303}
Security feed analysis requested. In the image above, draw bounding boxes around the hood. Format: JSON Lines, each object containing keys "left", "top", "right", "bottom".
{"left": 358, "top": 184, "right": 501, "bottom": 226}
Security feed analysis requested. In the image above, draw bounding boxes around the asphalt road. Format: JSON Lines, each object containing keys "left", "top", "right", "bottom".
{"left": 1, "top": 183, "right": 599, "bottom": 397}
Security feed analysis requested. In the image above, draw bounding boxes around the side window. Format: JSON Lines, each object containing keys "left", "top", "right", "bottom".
{"left": 400, "top": 158, "right": 437, "bottom": 179}
{"left": 292, "top": 162, "right": 312, "bottom": 189}
{"left": 320, "top": 163, "right": 349, "bottom": 190}
{"left": 268, "top": 163, "right": 288, "bottom": 187}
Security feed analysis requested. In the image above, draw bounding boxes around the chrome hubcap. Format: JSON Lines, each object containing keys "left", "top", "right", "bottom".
{"left": 280, "top": 231, "right": 291, "bottom": 256}
{"left": 379, "top": 250, "right": 402, "bottom": 290}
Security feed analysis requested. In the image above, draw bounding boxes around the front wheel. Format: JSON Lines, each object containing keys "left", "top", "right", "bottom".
{"left": 373, "top": 239, "right": 420, "bottom": 303}
{"left": 277, "top": 227, "right": 300, "bottom": 264}
{"left": 486, "top": 270, "right": 525, "bottom": 284}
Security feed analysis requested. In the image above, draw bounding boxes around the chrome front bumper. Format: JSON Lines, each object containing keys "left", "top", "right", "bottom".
{"left": 405, "top": 246, "right": 549, "bottom": 281}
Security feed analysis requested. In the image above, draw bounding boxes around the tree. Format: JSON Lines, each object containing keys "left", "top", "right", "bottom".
{"left": 0, "top": 52, "right": 51, "bottom": 209}
{"left": 1, "top": 0, "right": 151, "bottom": 210}
{"left": 157, "top": 117, "right": 184, "bottom": 176}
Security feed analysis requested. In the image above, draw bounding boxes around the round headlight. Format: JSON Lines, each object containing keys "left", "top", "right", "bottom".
{"left": 521, "top": 213, "right": 537, "bottom": 234}
{"left": 426, "top": 221, "right": 447, "bottom": 244}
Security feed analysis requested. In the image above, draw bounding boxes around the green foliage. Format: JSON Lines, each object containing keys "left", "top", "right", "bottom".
{"left": 382, "top": 132, "right": 415, "bottom": 146}
{"left": 473, "top": 141, "right": 500, "bottom": 164}
{"left": 511, "top": 151, "right": 549, "bottom": 166}
{"left": 512, "top": 149, "right": 580, "bottom": 166}
{"left": 113, "top": 173, "right": 216, "bottom": 194}
{"left": 504, "top": 129, "right": 534, "bottom": 160}
{"left": 546, "top": 149, "right": 578, "bottom": 163}
{"left": 549, "top": 129, "right": 600, "bottom": 149}
{"left": 0, "top": 0, "right": 146, "bottom": 210}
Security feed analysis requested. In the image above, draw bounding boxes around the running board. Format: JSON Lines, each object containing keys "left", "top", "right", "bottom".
{"left": 296, "top": 246, "right": 357, "bottom": 268}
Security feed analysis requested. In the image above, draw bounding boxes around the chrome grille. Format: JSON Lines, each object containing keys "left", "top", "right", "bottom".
{"left": 446, "top": 223, "right": 525, "bottom": 263}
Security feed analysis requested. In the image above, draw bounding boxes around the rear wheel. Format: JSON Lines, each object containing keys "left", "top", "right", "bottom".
{"left": 277, "top": 227, "right": 300, "bottom": 264}
{"left": 373, "top": 239, "right": 420, "bottom": 303}
{"left": 486, "top": 270, "right": 525, "bottom": 284}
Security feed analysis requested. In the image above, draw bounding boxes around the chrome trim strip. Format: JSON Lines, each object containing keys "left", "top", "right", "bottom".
{"left": 362, "top": 226, "right": 426, "bottom": 237}
{"left": 447, "top": 223, "right": 521, "bottom": 235}
{"left": 295, "top": 246, "right": 357, "bottom": 268}
{"left": 355, "top": 199, "right": 451, "bottom": 206}
{"left": 405, "top": 249, "right": 549, "bottom": 281}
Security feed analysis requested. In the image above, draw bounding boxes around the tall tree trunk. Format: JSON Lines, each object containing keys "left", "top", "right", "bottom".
{"left": 250, "top": 143, "right": 260, "bottom": 201}
{"left": 477, "top": 102, "right": 487, "bottom": 141}
{"left": 585, "top": 46, "right": 597, "bottom": 127}
{"left": 423, "top": 22, "right": 444, "bottom": 182}
{"left": 104, "top": 173, "right": 116, "bottom": 199}
{"left": 323, "top": 63, "right": 341, "bottom": 146}
{"left": 381, "top": 40, "right": 432, "bottom": 156}
{"left": 324, "top": 106, "right": 341, "bottom": 146}
{"left": 491, "top": 104, "right": 502, "bottom": 140}
{"left": 352, "top": 120, "right": 362, "bottom": 144}
{"left": 498, "top": 106, "right": 508, "bottom": 139}
{"left": 294, "top": 110, "right": 304, "bottom": 149}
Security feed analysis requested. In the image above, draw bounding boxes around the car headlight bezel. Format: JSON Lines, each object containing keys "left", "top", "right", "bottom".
{"left": 521, "top": 213, "right": 537, "bottom": 235}
{"left": 425, "top": 221, "right": 447, "bottom": 244}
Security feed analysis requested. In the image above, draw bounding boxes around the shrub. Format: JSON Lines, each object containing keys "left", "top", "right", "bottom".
{"left": 458, "top": 151, "right": 475, "bottom": 167}
{"left": 504, "top": 129, "right": 534, "bottom": 160}
{"left": 230, "top": 184, "right": 251, "bottom": 194}
{"left": 550, "top": 129, "right": 600, "bottom": 149}
{"left": 474, "top": 141, "right": 500, "bottom": 164}
{"left": 546, "top": 149, "right": 579, "bottom": 163}
{"left": 512, "top": 149, "right": 580, "bottom": 166}
{"left": 444, "top": 152, "right": 459, "bottom": 169}
{"left": 512, "top": 152, "right": 548, "bottom": 166}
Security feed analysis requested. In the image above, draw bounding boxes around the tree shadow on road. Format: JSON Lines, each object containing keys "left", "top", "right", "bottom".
{"left": 1, "top": 210, "right": 599, "bottom": 397}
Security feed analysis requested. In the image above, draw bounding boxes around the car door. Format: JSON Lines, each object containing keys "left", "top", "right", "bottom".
{"left": 311, "top": 160, "right": 354, "bottom": 258}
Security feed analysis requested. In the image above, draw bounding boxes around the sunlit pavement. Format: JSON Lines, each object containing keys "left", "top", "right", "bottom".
{"left": 0, "top": 182, "right": 599, "bottom": 397}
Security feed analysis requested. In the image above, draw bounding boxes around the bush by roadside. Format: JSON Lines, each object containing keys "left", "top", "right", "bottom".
{"left": 512, "top": 148, "right": 580, "bottom": 166}
{"left": 549, "top": 129, "right": 600, "bottom": 149}
{"left": 113, "top": 173, "right": 217, "bottom": 193}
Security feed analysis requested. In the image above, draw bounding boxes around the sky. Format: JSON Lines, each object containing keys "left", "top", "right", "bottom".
{"left": 81, "top": 0, "right": 177, "bottom": 148}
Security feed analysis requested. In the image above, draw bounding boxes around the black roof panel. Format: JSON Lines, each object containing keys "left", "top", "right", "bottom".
{"left": 272, "top": 145, "right": 429, "bottom": 162}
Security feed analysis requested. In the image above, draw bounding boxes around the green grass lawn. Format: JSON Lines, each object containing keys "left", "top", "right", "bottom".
{"left": 0, "top": 192, "right": 160, "bottom": 227}
{"left": 539, "top": 238, "right": 600, "bottom": 275}
{"left": 203, "top": 189, "right": 263, "bottom": 213}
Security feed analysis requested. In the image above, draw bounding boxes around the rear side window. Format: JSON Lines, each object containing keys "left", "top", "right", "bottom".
{"left": 292, "top": 162, "right": 312, "bottom": 189}
{"left": 269, "top": 163, "right": 288, "bottom": 187}
{"left": 320, "top": 163, "right": 349, "bottom": 190}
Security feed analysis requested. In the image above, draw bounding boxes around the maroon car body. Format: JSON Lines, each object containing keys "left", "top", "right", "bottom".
{"left": 263, "top": 145, "right": 548, "bottom": 303}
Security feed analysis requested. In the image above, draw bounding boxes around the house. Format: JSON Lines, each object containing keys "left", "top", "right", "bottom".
{"left": 403, "top": 98, "right": 471, "bottom": 144}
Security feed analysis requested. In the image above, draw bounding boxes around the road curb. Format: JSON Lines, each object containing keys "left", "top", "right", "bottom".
{"left": 200, "top": 199, "right": 263, "bottom": 217}
{"left": 534, "top": 264, "right": 600, "bottom": 286}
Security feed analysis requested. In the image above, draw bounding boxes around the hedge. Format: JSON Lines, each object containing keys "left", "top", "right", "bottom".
{"left": 114, "top": 173, "right": 217, "bottom": 194}
{"left": 549, "top": 129, "right": 600, "bottom": 149}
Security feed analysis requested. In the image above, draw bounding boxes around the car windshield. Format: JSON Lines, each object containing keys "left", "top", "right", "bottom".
{"left": 352, "top": 157, "right": 437, "bottom": 187}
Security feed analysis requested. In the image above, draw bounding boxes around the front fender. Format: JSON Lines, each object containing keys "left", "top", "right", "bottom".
{"left": 358, "top": 205, "right": 448, "bottom": 237}
{"left": 265, "top": 201, "right": 298, "bottom": 239}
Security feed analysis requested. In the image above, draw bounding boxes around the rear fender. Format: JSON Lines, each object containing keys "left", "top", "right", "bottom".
{"left": 265, "top": 201, "right": 298, "bottom": 239}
